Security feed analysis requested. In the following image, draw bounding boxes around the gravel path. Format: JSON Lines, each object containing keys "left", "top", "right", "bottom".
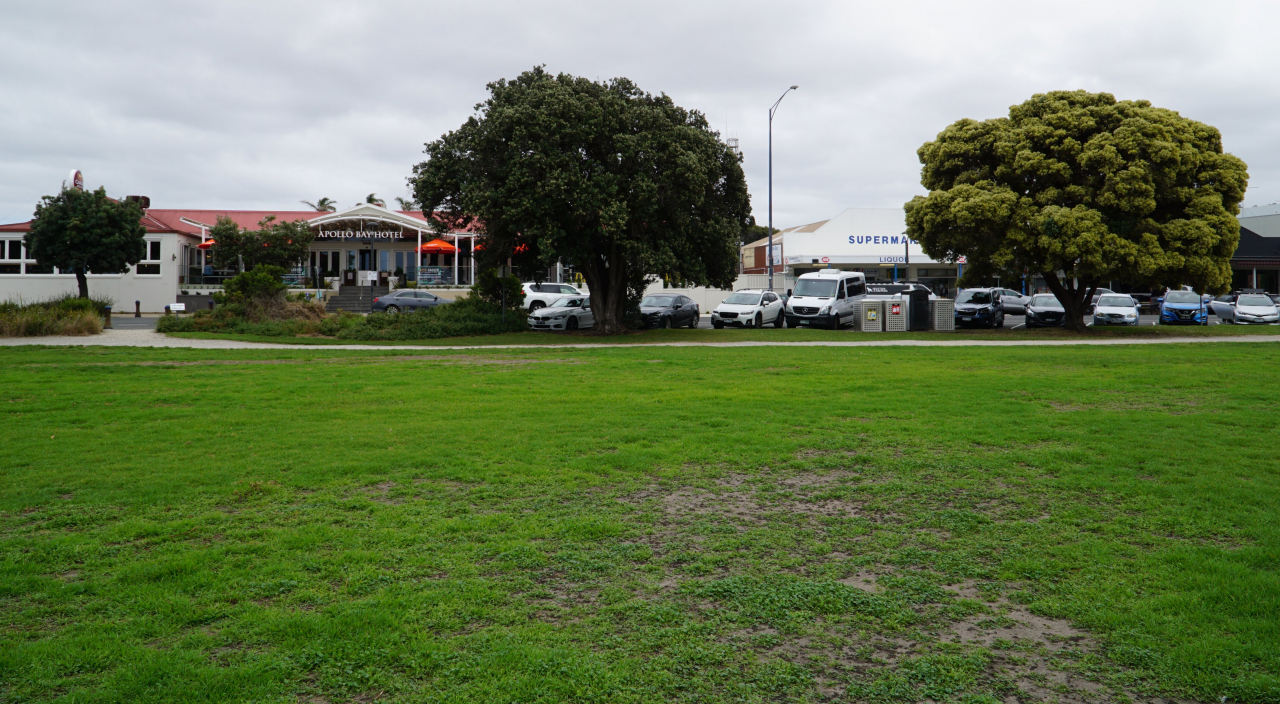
{"left": 1, "top": 328, "right": 1278, "bottom": 350}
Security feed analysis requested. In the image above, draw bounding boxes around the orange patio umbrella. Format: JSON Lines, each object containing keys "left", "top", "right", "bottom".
{"left": 418, "top": 238, "right": 458, "bottom": 253}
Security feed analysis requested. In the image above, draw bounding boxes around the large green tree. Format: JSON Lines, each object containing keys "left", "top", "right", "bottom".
{"left": 25, "top": 187, "right": 146, "bottom": 299}
{"left": 904, "top": 90, "right": 1248, "bottom": 330}
{"left": 411, "top": 67, "right": 751, "bottom": 333}
{"left": 208, "top": 216, "right": 315, "bottom": 273}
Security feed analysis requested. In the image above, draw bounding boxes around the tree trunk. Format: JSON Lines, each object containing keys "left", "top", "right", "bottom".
{"left": 582, "top": 245, "right": 630, "bottom": 334}
{"left": 1041, "top": 271, "right": 1096, "bottom": 332}
{"left": 75, "top": 267, "right": 89, "bottom": 299}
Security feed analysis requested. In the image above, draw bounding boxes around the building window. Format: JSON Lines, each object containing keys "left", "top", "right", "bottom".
{"left": 137, "top": 240, "right": 161, "bottom": 275}
{"left": 0, "top": 239, "right": 20, "bottom": 274}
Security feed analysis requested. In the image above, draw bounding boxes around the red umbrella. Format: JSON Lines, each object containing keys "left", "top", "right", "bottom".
{"left": 197, "top": 240, "right": 215, "bottom": 250}
{"left": 418, "top": 238, "right": 457, "bottom": 253}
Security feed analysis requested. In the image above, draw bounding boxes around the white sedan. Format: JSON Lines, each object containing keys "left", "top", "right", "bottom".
{"left": 527, "top": 296, "right": 594, "bottom": 331}
{"left": 712, "top": 289, "right": 785, "bottom": 329}
{"left": 1092, "top": 294, "right": 1141, "bottom": 326}
{"left": 1222, "top": 293, "right": 1280, "bottom": 324}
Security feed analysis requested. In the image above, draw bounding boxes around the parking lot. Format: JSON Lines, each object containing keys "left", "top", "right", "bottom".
{"left": 685, "top": 312, "right": 1233, "bottom": 330}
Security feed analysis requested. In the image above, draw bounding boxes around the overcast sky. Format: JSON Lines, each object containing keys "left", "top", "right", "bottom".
{"left": 3, "top": 0, "right": 1279, "bottom": 227}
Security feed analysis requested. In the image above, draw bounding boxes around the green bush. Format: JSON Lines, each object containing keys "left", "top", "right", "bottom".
{"left": 216, "top": 265, "right": 288, "bottom": 305}
{"left": 0, "top": 303, "right": 101, "bottom": 337}
{"left": 156, "top": 308, "right": 363, "bottom": 337}
{"left": 471, "top": 269, "right": 525, "bottom": 309}
{"left": 336, "top": 295, "right": 526, "bottom": 340}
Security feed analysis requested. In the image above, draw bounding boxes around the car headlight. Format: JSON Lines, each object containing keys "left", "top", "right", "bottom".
{"left": 819, "top": 305, "right": 830, "bottom": 315}
{"left": 552, "top": 315, "right": 566, "bottom": 320}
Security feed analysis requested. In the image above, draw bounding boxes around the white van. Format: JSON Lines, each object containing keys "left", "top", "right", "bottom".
{"left": 785, "top": 270, "right": 866, "bottom": 329}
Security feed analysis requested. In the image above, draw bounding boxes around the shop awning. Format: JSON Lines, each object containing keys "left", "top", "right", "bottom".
{"left": 418, "top": 238, "right": 458, "bottom": 253}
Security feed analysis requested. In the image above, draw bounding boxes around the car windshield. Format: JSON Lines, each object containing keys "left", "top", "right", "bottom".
{"left": 640, "top": 296, "right": 674, "bottom": 307}
{"left": 1237, "top": 295, "right": 1274, "bottom": 307}
{"left": 1097, "top": 296, "right": 1134, "bottom": 307}
{"left": 1165, "top": 291, "right": 1199, "bottom": 303}
{"left": 723, "top": 292, "right": 762, "bottom": 305}
{"left": 956, "top": 290, "right": 992, "bottom": 304}
{"left": 793, "top": 279, "right": 838, "bottom": 297}
{"left": 1030, "top": 295, "right": 1060, "bottom": 307}
{"left": 550, "top": 297, "right": 582, "bottom": 308}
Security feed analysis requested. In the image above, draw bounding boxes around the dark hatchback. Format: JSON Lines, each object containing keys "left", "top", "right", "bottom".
{"left": 371, "top": 289, "right": 450, "bottom": 313}
{"left": 1024, "top": 294, "right": 1066, "bottom": 328}
{"left": 638, "top": 294, "right": 700, "bottom": 329}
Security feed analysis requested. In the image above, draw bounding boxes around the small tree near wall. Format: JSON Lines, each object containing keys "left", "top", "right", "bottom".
{"left": 26, "top": 187, "right": 146, "bottom": 299}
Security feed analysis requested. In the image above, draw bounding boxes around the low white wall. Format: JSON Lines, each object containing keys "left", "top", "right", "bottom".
{"left": 0, "top": 234, "right": 186, "bottom": 313}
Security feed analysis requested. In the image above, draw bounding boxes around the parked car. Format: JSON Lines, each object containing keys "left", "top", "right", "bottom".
{"left": 999, "top": 288, "right": 1031, "bottom": 315}
{"left": 522, "top": 282, "right": 584, "bottom": 311}
{"left": 1092, "top": 294, "right": 1140, "bottom": 326}
{"left": 371, "top": 289, "right": 450, "bottom": 313}
{"left": 784, "top": 270, "right": 866, "bottom": 329}
{"left": 527, "top": 295, "right": 594, "bottom": 331}
{"left": 1218, "top": 292, "right": 1280, "bottom": 325}
{"left": 639, "top": 294, "right": 700, "bottom": 328}
{"left": 1089, "top": 288, "right": 1115, "bottom": 306}
{"left": 954, "top": 288, "right": 1005, "bottom": 328}
{"left": 1023, "top": 294, "right": 1065, "bottom": 328}
{"left": 1158, "top": 290, "right": 1209, "bottom": 326}
{"left": 712, "top": 289, "right": 784, "bottom": 329}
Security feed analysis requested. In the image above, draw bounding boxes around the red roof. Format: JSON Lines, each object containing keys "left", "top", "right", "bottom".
{"left": 0, "top": 208, "right": 481, "bottom": 235}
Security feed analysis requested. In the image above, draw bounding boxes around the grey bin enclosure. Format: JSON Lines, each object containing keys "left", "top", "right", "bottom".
{"left": 907, "top": 290, "right": 931, "bottom": 330}
{"left": 862, "top": 300, "right": 884, "bottom": 332}
{"left": 885, "top": 297, "right": 908, "bottom": 332}
{"left": 929, "top": 299, "right": 956, "bottom": 331}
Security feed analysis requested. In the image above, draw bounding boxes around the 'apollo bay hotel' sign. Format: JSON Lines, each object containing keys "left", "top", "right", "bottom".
{"left": 315, "top": 229, "right": 407, "bottom": 240}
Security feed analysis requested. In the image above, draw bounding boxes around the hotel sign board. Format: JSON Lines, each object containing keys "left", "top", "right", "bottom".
{"left": 312, "top": 219, "right": 409, "bottom": 241}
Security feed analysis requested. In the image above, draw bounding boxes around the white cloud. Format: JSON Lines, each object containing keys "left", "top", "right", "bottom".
{"left": 2, "top": 0, "right": 1278, "bottom": 225}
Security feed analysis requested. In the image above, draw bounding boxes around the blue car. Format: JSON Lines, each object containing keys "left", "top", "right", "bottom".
{"left": 1158, "top": 290, "right": 1208, "bottom": 325}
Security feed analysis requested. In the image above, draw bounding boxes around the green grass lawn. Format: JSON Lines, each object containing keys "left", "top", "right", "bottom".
{"left": 1, "top": 343, "right": 1278, "bottom": 703}
{"left": 164, "top": 322, "right": 1280, "bottom": 346}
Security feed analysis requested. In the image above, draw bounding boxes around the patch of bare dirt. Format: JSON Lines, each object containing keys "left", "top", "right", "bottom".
{"left": 362, "top": 481, "right": 401, "bottom": 505}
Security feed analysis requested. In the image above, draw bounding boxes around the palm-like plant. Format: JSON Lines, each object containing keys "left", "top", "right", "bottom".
{"left": 365, "top": 193, "right": 386, "bottom": 207}
{"left": 300, "top": 197, "right": 337, "bottom": 212}
{"left": 395, "top": 197, "right": 418, "bottom": 211}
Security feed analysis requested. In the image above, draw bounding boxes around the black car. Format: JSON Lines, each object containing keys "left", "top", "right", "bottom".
{"left": 1024, "top": 293, "right": 1066, "bottom": 328}
{"left": 639, "top": 294, "right": 700, "bottom": 329}
{"left": 372, "top": 289, "right": 449, "bottom": 313}
{"left": 953, "top": 288, "right": 1005, "bottom": 328}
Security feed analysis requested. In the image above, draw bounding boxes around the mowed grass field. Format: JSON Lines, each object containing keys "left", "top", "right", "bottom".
{"left": 1, "top": 343, "right": 1277, "bottom": 704}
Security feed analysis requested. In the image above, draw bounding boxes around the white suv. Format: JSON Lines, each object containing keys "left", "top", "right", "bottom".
{"left": 712, "top": 289, "right": 785, "bottom": 328}
{"left": 522, "top": 282, "right": 584, "bottom": 311}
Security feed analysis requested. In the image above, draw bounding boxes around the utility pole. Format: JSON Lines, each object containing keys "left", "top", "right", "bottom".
{"left": 768, "top": 85, "right": 799, "bottom": 292}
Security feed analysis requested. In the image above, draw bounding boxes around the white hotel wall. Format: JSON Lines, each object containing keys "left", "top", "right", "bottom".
{"left": 0, "top": 233, "right": 189, "bottom": 313}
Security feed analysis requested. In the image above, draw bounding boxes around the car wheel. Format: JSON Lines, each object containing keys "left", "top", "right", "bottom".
{"left": 830, "top": 314, "right": 840, "bottom": 330}
{"left": 712, "top": 320, "right": 723, "bottom": 329}
{"left": 567, "top": 316, "right": 578, "bottom": 331}
{"left": 754, "top": 312, "right": 763, "bottom": 328}
{"left": 688, "top": 311, "right": 700, "bottom": 328}
{"left": 529, "top": 301, "right": 545, "bottom": 312}
{"left": 661, "top": 316, "right": 671, "bottom": 329}
{"left": 386, "top": 305, "right": 400, "bottom": 314}
{"left": 996, "top": 314, "right": 1004, "bottom": 329}
{"left": 774, "top": 309, "right": 785, "bottom": 328}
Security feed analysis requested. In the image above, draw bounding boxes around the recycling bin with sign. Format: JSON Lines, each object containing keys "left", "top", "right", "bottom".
{"left": 862, "top": 300, "right": 883, "bottom": 332}
{"left": 885, "top": 298, "right": 908, "bottom": 331}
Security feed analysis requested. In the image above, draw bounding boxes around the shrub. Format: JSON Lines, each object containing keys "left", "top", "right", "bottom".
{"left": 0, "top": 304, "right": 101, "bottom": 337}
{"left": 472, "top": 269, "right": 525, "bottom": 309}
{"left": 336, "top": 295, "right": 526, "bottom": 340}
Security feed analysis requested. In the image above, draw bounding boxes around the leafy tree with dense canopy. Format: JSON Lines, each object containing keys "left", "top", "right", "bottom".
{"left": 25, "top": 187, "right": 146, "bottom": 299}
{"left": 412, "top": 66, "right": 751, "bottom": 333}
{"left": 904, "top": 90, "right": 1248, "bottom": 330}
{"left": 208, "top": 216, "right": 315, "bottom": 273}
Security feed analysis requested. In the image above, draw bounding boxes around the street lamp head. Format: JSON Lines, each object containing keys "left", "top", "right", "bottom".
{"left": 790, "top": 85, "right": 799, "bottom": 90}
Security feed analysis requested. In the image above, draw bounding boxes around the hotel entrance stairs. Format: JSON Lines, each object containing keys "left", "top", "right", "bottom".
{"left": 325, "top": 285, "right": 390, "bottom": 313}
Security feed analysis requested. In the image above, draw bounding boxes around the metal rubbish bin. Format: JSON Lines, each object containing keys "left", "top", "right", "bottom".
{"left": 885, "top": 298, "right": 908, "bottom": 332}
{"left": 930, "top": 299, "right": 956, "bottom": 331}
{"left": 862, "top": 300, "right": 884, "bottom": 332}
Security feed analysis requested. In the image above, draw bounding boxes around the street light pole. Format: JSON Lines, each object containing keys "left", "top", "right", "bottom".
{"left": 768, "top": 85, "right": 799, "bottom": 293}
